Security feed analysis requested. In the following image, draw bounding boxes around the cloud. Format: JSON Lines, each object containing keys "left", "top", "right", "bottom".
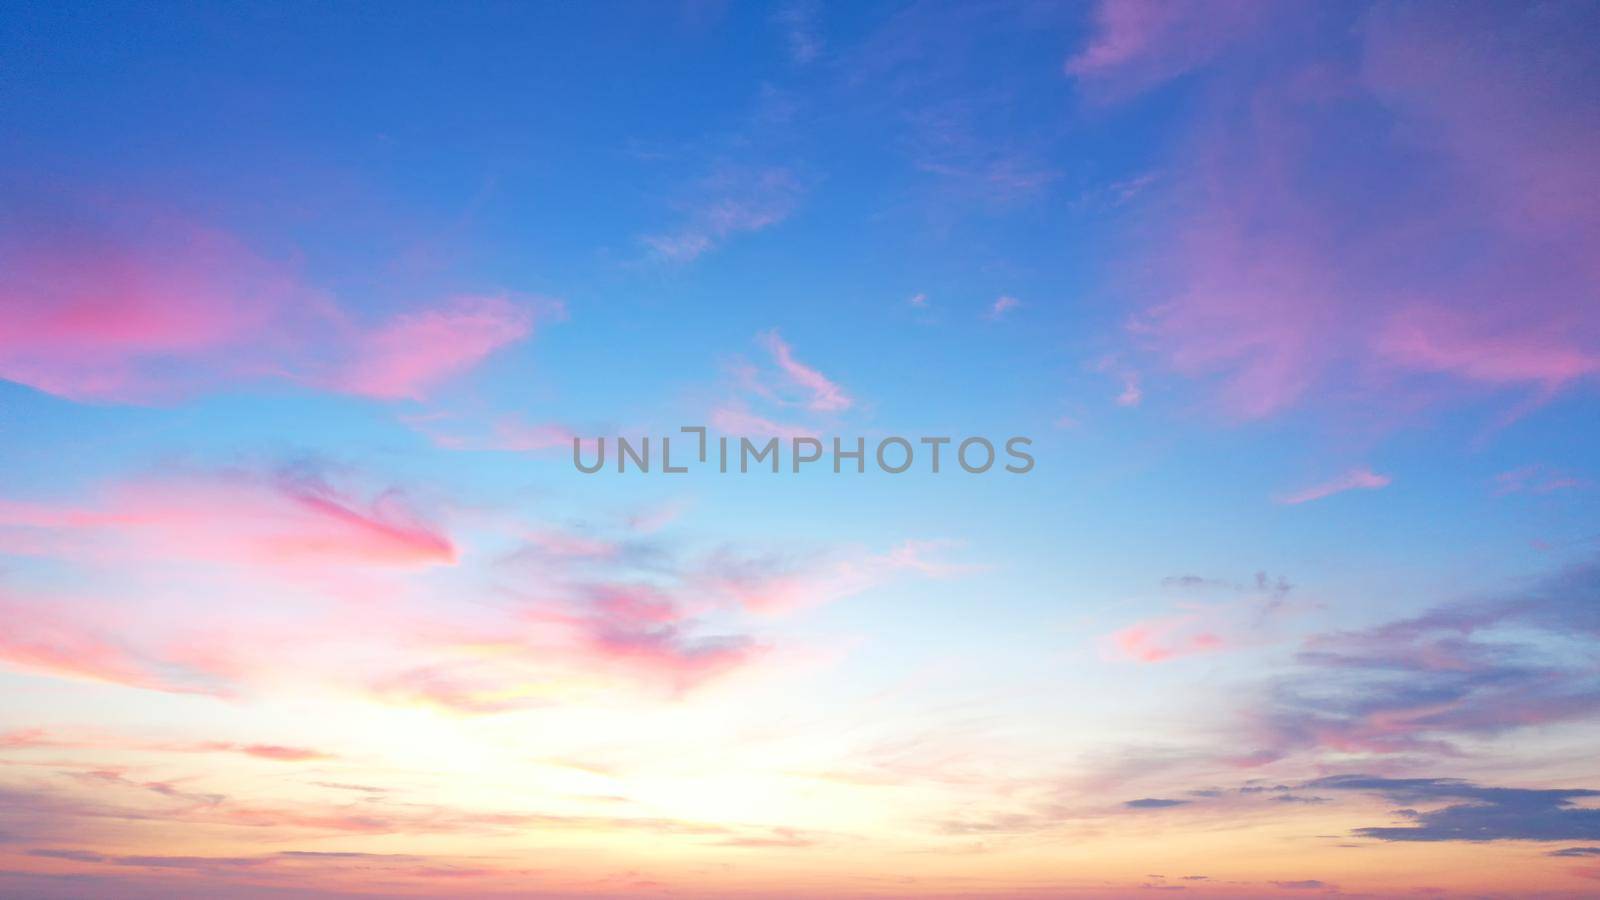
{"left": 1494, "top": 465, "right": 1589, "bottom": 496}
{"left": 0, "top": 198, "right": 547, "bottom": 404}
{"left": 1088, "top": 355, "right": 1143, "bottom": 407}
{"left": 4, "top": 453, "right": 951, "bottom": 715}
{"left": 1236, "top": 558, "right": 1600, "bottom": 763}
{"left": 894, "top": 89, "right": 1061, "bottom": 210}
{"left": 1065, "top": 0, "right": 1276, "bottom": 101}
{"left": 0, "top": 730, "right": 334, "bottom": 762}
{"left": 0, "top": 463, "right": 459, "bottom": 698}
{"left": 1311, "top": 774, "right": 1600, "bottom": 842}
{"left": 187, "top": 743, "right": 334, "bottom": 762}
{"left": 1105, "top": 1, "right": 1600, "bottom": 423}
{"left": 986, "top": 296, "right": 1021, "bottom": 321}
{"left": 322, "top": 295, "right": 542, "bottom": 401}
{"left": 1550, "top": 848, "right": 1600, "bottom": 858}
{"left": 402, "top": 411, "right": 575, "bottom": 454}
{"left": 691, "top": 540, "right": 976, "bottom": 615}
{"left": 1124, "top": 798, "right": 1189, "bottom": 809}
{"left": 642, "top": 167, "right": 802, "bottom": 262}
{"left": 0, "top": 201, "right": 312, "bottom": 402}
{"left": 1275, "top": 469, "right": 1390, "bottom": 505}
{"left": 1374, "top": 305, "right": 1598, "bottom": 393}
{"left": 366, "top": 537, "right": 966, "bottom": 713}
{"left": 1115, "top": 379, "right": 1143, "bottom": 407}
{"left": 1108, "top": 617, "right": 1224, "bottom": 663}
{"left": 773, "top": 1, "right": 822, "bottom": 65}
{"left": 1105, "top": 572, "right": 1297, "bottom": 663}
{"left": 709, "top": 404, "right": 817, "bottom": 441}
{"left": 0, "top": 464, "right": 456, "bottom": 569}
{"left": 708, "top": 331, "right": 855, "bottom": 437}
{"left": 570, "top": 584, "right": 762, "bottom": 693}
{"left": 0, "top": 593, "right": 234, "bottom": 696}
{"left": 714, "top": 826, "right": 818, "bottom": 848}
{"left": 755, "top": 330, "right": 853, "bottom": 413}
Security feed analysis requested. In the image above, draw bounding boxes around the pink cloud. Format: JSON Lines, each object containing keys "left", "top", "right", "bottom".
{"left": 0, "top": 211, "right": 316, "bottom": 401}
{"left": 189, "top": 743, "right": 336, "bottom": 762}
{"left": 878, "top": 539, "right": 988, "bottom": 578}
{"left": 1065, "top": 0, "right": 1275, "bottom": 101}
{"left": 1089, "top": 355, "right": 1144, "bottom": 407}
{"left": 1108, "top": 616, "right": 1226, "bottom": 664}
{"left": 369, "top": 540, "right": 958, "bottom": 711}
{"left": 1129, "top": 209, "right": 1337, "bottom": 420}
{"left": 707, "top": 331, "right": 854, "bottom": 435}
{"left": 986, "top": 296, "right": 1020, "bottom": 321}
{"left": 369, "top": 664, "right": 542, "bottom": 716}
{"left": 0, "top": 467, "right": 456, "bottom": 569}
{"left": 1104, "top": 576, "right": 1300, "bottom": 664}
{"left": 1374, "top": 304, "right": 1598, "bottom": 391}
{"left": 1106, "top": 3, "right": 1600, "bottom": 424}
{"left": 1115, "top": 380, "right": 1142, "bottom": 407}
{"left": 372, "top": 583, "right": 765, "bottom": 713}
{"left": 325, "top": 296, "right": 540, "bottom": 401}
{"left": 755, "top": 330, "right": 853, "bottom": 412}
{"left": 0, "top": 201, "right": 548, "bottom": 404}
{"left": 555, "top": 582, "right": 764, "bottom": 692}
{"left": 1275, "top": 468, "right": 1391, "bottom": 505}
{"left": 0, "top": 593, "right": 233, "bottom": 696}
{"left": 0, "top": 469, "right": 946, "bottom": 715}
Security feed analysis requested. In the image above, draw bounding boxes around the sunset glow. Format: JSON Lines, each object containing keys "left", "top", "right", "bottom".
{"left": 2, "top": 2, "right": 1599, "bottom": 898}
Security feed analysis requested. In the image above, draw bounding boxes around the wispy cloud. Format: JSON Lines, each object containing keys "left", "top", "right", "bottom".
{"left": 1494, "top": 465, "right": 1589, "bottom": 496}
{"left": 1312, "top": 774, "right": 1600, "bottom": 843}
{"left": 755, "top": 330, "right": 852, "bottom": 412}
{"left": 0, "top": 593, "right": 235, "bottom": 696}
{"left": 0, "top": 465, "right": 456, "bottom": 569}
{"left": 773, "top": 1, "right": 822, "bottom": 65}
{"left": 707, "top": 331, "right": 854, "bottom": 438}
{"left": 709, "top": 404, "right": 817, "bottom": 440}
{"left": 403, "top": 411, "right": 575, "bottom": 454}
{"left": 323, "top": 295, "right": 550, "bottom": 401}
{"left": 986, "top": 295, "right": 1020, "bottom": 321}
{"left": 1065, "top": 0, "right": 1275, "bottom": 102}
{"left": 1088, "top": 355, "right": 1143, "bottom": 407}
{"left": 642, "top": 167, "right": 803, "bottom": 263}
{"left": 1275, "top": 468, "right": 1391, "bottom": 505}
{"left": 1124, "top": 797, "right": 1189, "bottom": 809}
{"left": 1105, "top": 572, "right": 1296, "bottom": 662}
{"left": 1234, "top": 559, "right": 1600, "bottom": 764}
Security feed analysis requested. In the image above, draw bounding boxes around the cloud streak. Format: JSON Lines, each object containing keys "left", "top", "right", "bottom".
{"left": 756, "top": 330, "right": 853, "bottom": 413}
{"left": 1274, "top": 468, "right": 1391, "bottom": 505}
{"left": 1312, "top": 775, "right": 1600, "bottom": 843}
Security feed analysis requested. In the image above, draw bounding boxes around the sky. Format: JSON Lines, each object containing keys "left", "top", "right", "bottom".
{"left": 1, "top": 1, "right": 1599, "bottom": 897}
